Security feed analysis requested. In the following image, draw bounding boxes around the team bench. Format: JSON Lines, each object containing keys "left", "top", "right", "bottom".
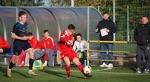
{"left": 0, "top": 45, "right": 13, "bottom": 65}
{"left": 86, "top": 40, "right": 136, "bottom": 66}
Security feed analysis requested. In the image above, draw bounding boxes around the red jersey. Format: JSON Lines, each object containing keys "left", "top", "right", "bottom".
{"left": 0, "top": 36, "right": 10, "bottom": 48}
{"left": 28, "top": 36, "right": 41, "bottom": 49}
{"left": 41, "top": 36, "right": 54, "bottom": 51}
{"left": 58, "top": 30, "right": 74, "bottom": 52}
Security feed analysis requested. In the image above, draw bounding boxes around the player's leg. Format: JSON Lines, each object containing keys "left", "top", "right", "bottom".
{"left": 63, "top": 57, "right": 71, "bottom": 78}
{"left": 26, "top": 48, "right": 37, "bottom": 75}
{"left": 43, "top": 53, "right": 48, "bottom": 66}
{"left": 143, "top": 45, "right": 150, "bottom": 74}
{"left": 100, "top": 43, "right": 108, "bottom": 67}
{"left": 135, "top": 45, "right": 143, "bottom": 73}
{"left": 107, "top": 43, "right": 114, "bottom": 67}
{"left": 7, "top": 45, "right": 22, "bottom": 77}
{"left": 71, "top": 50, "right": 93, "bottom": 79}
{"left": 72, "top": 57, "right": 93, "bottom": 79}
{"left": 44, "top": 49, "right": 54, "bottom": 67}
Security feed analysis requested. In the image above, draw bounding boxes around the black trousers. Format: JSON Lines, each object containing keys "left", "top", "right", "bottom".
{"left": 136, "top": 44, "right": 150, "bottom": 69}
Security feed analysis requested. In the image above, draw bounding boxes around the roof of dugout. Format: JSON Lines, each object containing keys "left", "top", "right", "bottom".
{"left": 0, "top": 7, "right": 102, "bottom": 44}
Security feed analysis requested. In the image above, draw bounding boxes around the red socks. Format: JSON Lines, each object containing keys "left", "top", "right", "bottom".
{"left": 77, "top": 64, "right": 85, "bottom": 75}
{"left": 44, "top": 53, "right": 49, "bottom": 61}
{"left": 65, "top": 65, "right": 70, "bottom": 77}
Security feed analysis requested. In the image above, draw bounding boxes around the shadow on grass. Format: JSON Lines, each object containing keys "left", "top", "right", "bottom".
{"left": 39, "top": 68, "right": 84, "bottom": 79}
{"left": 0, "top": 66, "right": 32, "bottom": 78}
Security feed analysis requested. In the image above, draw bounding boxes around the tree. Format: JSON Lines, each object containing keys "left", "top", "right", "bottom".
{"left": 0, "top": 0, "right": 44, "bottom": 6}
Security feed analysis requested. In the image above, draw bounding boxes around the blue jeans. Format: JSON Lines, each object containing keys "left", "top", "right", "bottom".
{"left": 44, "top": 49, "right": 54, "bottom": 67}
{"left": 100, "top": 43, "right": 114, "bottom": 61}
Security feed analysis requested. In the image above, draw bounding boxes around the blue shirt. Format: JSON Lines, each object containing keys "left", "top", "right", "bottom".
{"left": 12, "top": 22, "right": 28, "bottom": 37}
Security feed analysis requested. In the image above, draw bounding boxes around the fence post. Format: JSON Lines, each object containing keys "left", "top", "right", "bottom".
{"left": 87, "top": 41, "right": 90, "bottom": 66}
{"left": 127, "top": 5, "right": 130, "bottom": 41}
{"left": 113, "top": 0, "right": 116, "bottom": 41}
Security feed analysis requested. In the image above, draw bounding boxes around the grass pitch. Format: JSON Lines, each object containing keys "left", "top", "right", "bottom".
{"left": 0, "top": 65, "right": 150, "bottom": 82}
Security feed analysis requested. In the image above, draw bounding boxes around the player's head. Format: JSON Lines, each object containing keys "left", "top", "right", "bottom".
{"left": 141, "top": 15, "right": 149, "bottom": 25}
{"left": 27, "top": 32, "right": 33, "bottom": 40}
{"left": 67, "top": 24, "right": 75, "bottom": 35}
{"left": 19, "top": 11, "right": 27, "bottom": 23}
{"left": 43, "top": 29, "right": 49, "bottom": 38}
{"left": 76, "top": 33, "right": 82, "bottom": 42}
{"left": 103, "top": 12, "right": 109, "bottom": 20}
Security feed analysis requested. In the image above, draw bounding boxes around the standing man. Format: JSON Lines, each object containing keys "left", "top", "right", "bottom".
{"left": 95, "top": 12, "right": 116, "bottom": 67}
{"left": 134, "top": 15, "right": 150, "bottom": 74}
{"left": 7, "top": 11, "right": 37, "bottom": 78}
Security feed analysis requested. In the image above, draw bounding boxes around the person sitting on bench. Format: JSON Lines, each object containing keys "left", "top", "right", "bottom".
{"left": 0, "top": 36, "right": 10, "bottom": 54}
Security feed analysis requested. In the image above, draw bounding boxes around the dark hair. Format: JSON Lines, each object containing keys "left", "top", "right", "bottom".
{"left": 142, "top": 15, "right": 149, "bottom": 19}
{"left": 27, "top": 32, "right": 33, "bottom": 36}
{"left": 75, "top": 33, "right": 82, "bottom": 40}
{"left": 19, "top": 11, "right": 26, "bottom": 17}
{"left": 103, "top": 12, "right": 109, "bottom": 15}
{"left": 43, "top": 29, "right": 49, "bottom": 33}
{"left": 68, "top": 24, "right": 75, "bottom": 30}
{"left": 76, "top": 33, "right": 82, "bottom": 38}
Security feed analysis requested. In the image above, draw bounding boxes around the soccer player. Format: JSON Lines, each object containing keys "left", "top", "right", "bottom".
{"left": 7, "top": 11, "right": 37, "bottom": 78}
{"left": 28, "top": 32, "right": 44, "bottom": 60}
{"left": 58, "top": 24, "right": 93, "bottom": 79}
{"left": 41, "top": 29, "right": 54, "bottom": 67}
{"left": 0, "top": 36, "right": 10, "bottom": 54}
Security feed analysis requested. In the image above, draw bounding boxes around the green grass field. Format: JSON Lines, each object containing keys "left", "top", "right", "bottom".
{"left": 0, "top": 65, "right": 150, "bottom": 82}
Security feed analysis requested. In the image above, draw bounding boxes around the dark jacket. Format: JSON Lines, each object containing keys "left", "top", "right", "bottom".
{"left": 96, "top": 19, "right": 116, "bottom": 41}
{"left": 134, "top": 23, "right": 150, "bottom": 45}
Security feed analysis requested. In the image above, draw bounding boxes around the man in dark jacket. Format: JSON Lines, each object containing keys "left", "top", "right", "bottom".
{"left": 134, "top": 15, "right": 150, "bottom": 74}
{"left": 95, "top": 12, "right": 116, "bottom": 67}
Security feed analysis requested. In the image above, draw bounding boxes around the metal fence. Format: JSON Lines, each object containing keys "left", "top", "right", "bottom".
{"left": 64, "top": 0, "right": 150, "bottom": 41}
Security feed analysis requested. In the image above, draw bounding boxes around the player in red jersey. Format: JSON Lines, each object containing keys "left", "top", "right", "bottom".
{"left": 0, "top": 36, "right": 10, "bottom": 54}
{"left": 28, "top": 32, "right": 41, "bottom": 49}
{"left": 28, "top": 32, "right": 45, "bottom": 60}
{"left": 41, "top": 29, "right": 55, "bottom": 67}
{"left": 58, "top": 24, "right": 93, "bottom": 79}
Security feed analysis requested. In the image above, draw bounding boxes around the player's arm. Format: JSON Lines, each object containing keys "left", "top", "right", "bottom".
{"left": 41, "top": 38, "right": 46, "bottom": 51}
{"left": 106, "top": 22, "right": 117, "bottom": 33}
{"left": 95, "top": 21, "right": 102, "bottom": 33}
{"left": 50, "top": 37, "right": 55, "bottom": 51}
{"left": 11, "top": 32, "right": 28, "bottom": 40}
{"left": 60, "top": 33, "right": 69, "bottom": 42}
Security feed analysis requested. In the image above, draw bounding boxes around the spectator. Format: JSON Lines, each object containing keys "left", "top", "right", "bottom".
{"left": 73, "top": 33, "right": 87, "bottom": 64}
{"left": 134, "top": 15, "right": 150, "bottom": 74}
{"left": 95, "top": 12, "right": 116, "bottom": 67}
{"left": 41, "top": 29, "right": 55, "bottom": 67}
{"left": 0, "top": 36, "right": 10, "bottom": 54}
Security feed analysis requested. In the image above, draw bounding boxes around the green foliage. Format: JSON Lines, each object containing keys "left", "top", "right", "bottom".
{"left": 73, "top": 0, "right": 150, "bottom": 41}
{"left": 0, "top": 0, "right": 44, "bottom": 6}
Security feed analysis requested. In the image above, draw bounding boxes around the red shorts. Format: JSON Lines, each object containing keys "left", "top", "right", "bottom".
{"left": 60, "top": 49, "right": 78, "bottom": 61}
